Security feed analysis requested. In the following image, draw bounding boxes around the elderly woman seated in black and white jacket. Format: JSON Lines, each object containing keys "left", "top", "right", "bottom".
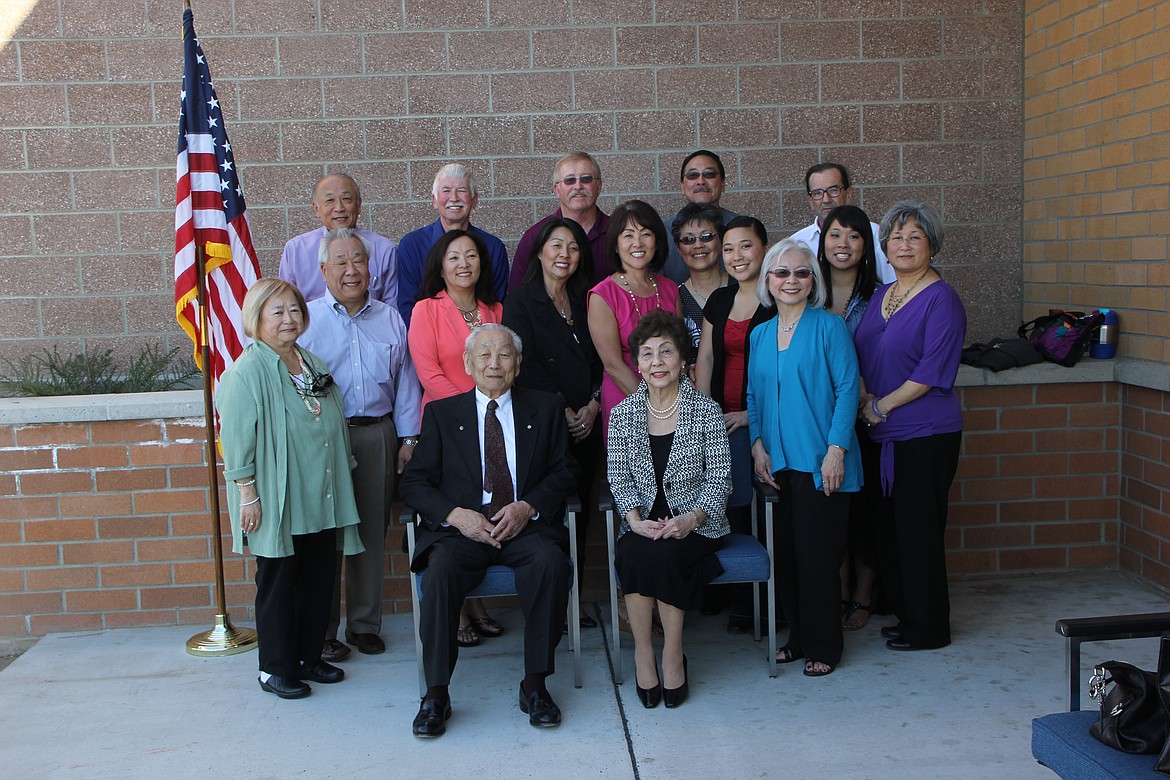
{"left": 607, "top": 309, "right": 731, "bottom": 710}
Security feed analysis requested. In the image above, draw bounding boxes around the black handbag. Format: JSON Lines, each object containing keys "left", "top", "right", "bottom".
{"left": 1089, "top": 637, "right": 1170, "bottom": 758}
{"left": 961, "top": 337, "right": 1043, "bottom": 372}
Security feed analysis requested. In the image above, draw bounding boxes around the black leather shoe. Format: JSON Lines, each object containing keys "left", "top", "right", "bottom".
{"left": 519, "top": 683, "right": 562, "bottom": 727}
{"left": 886, "top": 639, "right": 923, "bottom": 651}
{"left": 580, "top": 613, "right": 598, "bottom": 629}
{"left": 880, "top": 624, "right": 903, "bottom": 640}
{"left": 636, "top": 680, "right": 662, "bottom": 709}
{"left": 663, "top": 656, "right": 688, "bottom": 708}
{"left": 297, "top": 660, "right": 345, "bottom": 684}
{"left": 726, "top": 615, "right": 755, "bottom": 634}
{"left": 259, "top": 675, "right": 310, "bottom": 699}
{"left": 321, "top": 639, "right": 351, "bottom": 662}
{"left": 346, "top": 632, "right": 386, "bottom": 655}
{"left": 412, "top": 694, "right": 452, "bottom": 738}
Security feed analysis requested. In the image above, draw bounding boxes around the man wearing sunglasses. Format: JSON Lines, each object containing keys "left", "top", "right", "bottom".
{"left": 508, "top": 151, "right": 612, "bottom": 290}
{"left": 789, "top": 162, "right": 895, "bottom": 283}
{"left": 662, "top": 150, "right": 739, "bottom": 284}
{"left": 300, "top": 227, "right": 422, "bottom": 663}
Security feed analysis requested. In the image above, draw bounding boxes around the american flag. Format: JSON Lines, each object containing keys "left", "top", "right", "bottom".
{"left": 174, "top": 6, "right": 260, "bottom": 391}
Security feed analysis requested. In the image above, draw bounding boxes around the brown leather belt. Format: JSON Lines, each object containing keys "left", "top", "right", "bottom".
{"left": 346, "top": 413, "right": 391, "bottom": 427}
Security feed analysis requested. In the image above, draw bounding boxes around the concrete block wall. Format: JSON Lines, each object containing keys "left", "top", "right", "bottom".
{"left": 1, "top": 1, "right": 1025, "bottom": 364}
{"left": 1022, "top": 0, "right": 1170, "bottom": 361}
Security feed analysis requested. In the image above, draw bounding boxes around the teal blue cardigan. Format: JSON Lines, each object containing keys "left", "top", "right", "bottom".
{"left": 746, "top": 306, "right": 862, "bottom": 493}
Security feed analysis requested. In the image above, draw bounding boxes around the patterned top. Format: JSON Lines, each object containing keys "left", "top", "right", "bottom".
{"left": 607, "top": 377, "right": 731, "bottom": 539}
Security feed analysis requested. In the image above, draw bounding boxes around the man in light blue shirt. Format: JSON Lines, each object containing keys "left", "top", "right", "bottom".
{"left": 396, "top": 163, "right": 509, "bottom": 327}
{"left": 300, "top": 227, "right": 422, "bottom": 661}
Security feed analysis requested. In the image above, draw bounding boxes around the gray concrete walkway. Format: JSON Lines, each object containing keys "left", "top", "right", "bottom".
{"left": 1, "top": 570, "right": 1166, "bottom": 779}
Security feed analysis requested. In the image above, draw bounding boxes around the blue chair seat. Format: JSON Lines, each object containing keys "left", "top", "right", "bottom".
{"left": 710, "top": 534, "right": 771, "bottom": 584}
{"left": 414, "top": 565, "right": 525, "bottom": 600}
{"left": 1032, "top": 710, "right": 1164, "bottom": 779}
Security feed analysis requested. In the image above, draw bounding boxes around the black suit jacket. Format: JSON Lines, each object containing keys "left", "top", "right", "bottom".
{"left": 399, "top": 386, "right": 578, "bottom": 572}
{"left": 502, "top": 278, "right": 602, "bottom": 412}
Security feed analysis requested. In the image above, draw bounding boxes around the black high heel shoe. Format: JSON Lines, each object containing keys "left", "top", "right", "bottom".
{"left": 636, "top": 677, "right": 662, "bottom": 709}
{"left": 663, "top": 655, "right": 688, "bottom": 708}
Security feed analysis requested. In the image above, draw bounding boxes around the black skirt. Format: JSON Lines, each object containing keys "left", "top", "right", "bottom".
{"left": 615, "top": 531, "right": 724, "bottom": 610}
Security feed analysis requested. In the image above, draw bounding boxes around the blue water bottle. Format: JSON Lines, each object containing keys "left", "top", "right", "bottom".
{"left": 1090, "top": 309, "right": 1118, "bottom": 359}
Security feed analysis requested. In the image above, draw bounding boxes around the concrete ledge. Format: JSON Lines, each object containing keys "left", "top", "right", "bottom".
{"left": 0, "top": 390, "right": 204, "bottom": 425}
{"left": 957, "top": 356, "right": 1168, "bottom": 391}
{"left": 0, "top": 358, "right": 1166, "bottom": 426}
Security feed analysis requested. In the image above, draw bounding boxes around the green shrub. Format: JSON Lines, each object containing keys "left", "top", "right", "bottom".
{"left": 0, "top": 344, "right": 200, "bottom": 397}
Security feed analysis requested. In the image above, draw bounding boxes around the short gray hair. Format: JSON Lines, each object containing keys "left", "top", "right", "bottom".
{"left": 879, "top": 201, "right": 944, "bottom": 257}
{"left": 464, "top": 322, "right": 523, "bottom": 354}
{"left": 757, "top": 238, "right": 827, "bottom": 310}
{"left": 317, "top": 227, "right": 372, "bottom": 267}
{"left": 432, "top": 163, "right": 478, "bottom": 198}
{"left": 311, "top": 172, "right": 360, "bottom": 204}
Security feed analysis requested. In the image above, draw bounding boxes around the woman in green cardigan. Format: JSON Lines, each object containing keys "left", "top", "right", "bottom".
{"left": 217, "top": 278, "right": 363, "bottom": 700}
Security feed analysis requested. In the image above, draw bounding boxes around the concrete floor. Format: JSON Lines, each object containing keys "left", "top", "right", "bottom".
{"left": 1, "top": 570, "right": 1166, "bottom": 779}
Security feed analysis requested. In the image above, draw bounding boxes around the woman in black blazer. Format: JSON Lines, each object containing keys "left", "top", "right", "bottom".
{"left": 503, "top": 218, "right": 602, "bottom": 625}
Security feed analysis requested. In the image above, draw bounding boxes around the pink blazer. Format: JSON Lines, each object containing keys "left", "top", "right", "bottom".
{"left": 407, "top": 290, "right": 504, "bottom": 416}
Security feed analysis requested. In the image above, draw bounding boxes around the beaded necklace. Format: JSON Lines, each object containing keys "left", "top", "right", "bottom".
{"left": 884, "top": 268, "right": 931, "bottom": 320}
{"left": 288, "top": 352, "right": 322, "bottom": 416}
{"left": 618, "top": 273, "right": 663, "bottom": 318}
{"left": 647, "top": 389, "right": 681, "bottom": 419}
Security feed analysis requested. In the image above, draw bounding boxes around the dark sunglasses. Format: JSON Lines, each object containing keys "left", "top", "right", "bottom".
{"left": 683, "top": 169, "right": 720, "bottom": 181}
{"left": 678, "top": 232, "right": 719, "bottom": 245}
{"left": 557, "top": 174, "right": 595, "bottom": 186}
{"left": 767, "top": 267, "right": 813, "bottom": 279}
{"left": 300, "top": 363, "right": 335, "bottom": 397}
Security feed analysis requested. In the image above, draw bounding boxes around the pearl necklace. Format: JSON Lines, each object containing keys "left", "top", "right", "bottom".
{"left": 884, "top": 268, "right": 931, "bottom": 320}
{"left": 618, "top": 273, "right": 663, "bottom": 318}
{"left": 647, "top": 390, "right": 681, "bottom": 419}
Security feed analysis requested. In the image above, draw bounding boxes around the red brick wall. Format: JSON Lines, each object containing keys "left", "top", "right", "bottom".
{"left": 0, "top": 412, "right": 425, "bottom": 647}
{"left": 952, "top": 381, "right": 1120, "bottom": 576}
{"left": 1, "top": 374, "right": 1150, "bottom": 644}
{"left": 1120, "top": 385, "right": 1170, "bottom": 589}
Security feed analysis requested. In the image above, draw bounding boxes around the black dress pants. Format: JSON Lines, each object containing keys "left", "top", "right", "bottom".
{"left": 774, "top": 470, "right": 848, "bottom": 666}
{"left": 254, "top": 528, "right": 337, "bottom": 677}
{"left": 876, "top": 431, "right": 962, "bottom": 649}
{"left": 419, "top": 527, "right": 571, "bottom": 687}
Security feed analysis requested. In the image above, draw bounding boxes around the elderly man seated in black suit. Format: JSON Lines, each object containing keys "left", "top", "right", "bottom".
{"left": 399, "top": 323, "right": 578, "bottom": 738}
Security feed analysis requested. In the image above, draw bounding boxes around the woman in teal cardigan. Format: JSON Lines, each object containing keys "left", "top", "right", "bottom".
{"left": 217, "top": 278, "right": 363, "bottom": 700}
{"left": 747, "top": 239, "right": 861, "bottom": 677}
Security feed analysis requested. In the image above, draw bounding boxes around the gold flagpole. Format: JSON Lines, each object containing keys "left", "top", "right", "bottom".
{"left": 186, "top": 243, "right": 257, "bottom": 655}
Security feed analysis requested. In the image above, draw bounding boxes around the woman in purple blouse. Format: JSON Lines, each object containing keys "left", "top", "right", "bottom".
{"left": 853, "top": 201, "right": 966, "bottom": 651}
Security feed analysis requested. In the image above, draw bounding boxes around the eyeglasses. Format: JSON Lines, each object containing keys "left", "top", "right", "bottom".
{"left": 808, "top": 185, "right": 846, "bottom": 199}
{"left": 766, "top": 267, "right": 813, "bottom": 279}
{"left": 684, "top": 169, "right": 720, "bottom": 181}
{"left": 888, "top": 234, "right": 927, "bottom": 245}
{"left": 678, "top": 231, "right": 719, "bottom": 245}
{"left": 556, "top": 174, "right": 595, "bottom": 186}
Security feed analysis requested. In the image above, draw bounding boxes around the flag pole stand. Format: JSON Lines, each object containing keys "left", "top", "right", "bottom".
{"left": 186, "top": 244, "right": 257, "bottom": 656}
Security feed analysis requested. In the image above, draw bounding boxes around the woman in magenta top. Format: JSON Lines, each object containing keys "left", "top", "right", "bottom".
{"left": 588, "top": 200, "right": 681, "bottom": 441}
{"left": 854, "top": 201, "right": 966, "bottom": 652}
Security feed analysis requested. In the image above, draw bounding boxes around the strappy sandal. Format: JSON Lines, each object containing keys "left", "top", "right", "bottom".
{"left": 842, "top": 601, "right": 872, "bottom": 631}
{"left": 803, "top": 660, "right": 834, "bottom": 677}
{"left": 470, "top": 616, "right": 504, "bottom": 638}
{"left": 776, "top": 646, "right": 804, "bottom": 664}
{"left": 456, "top": 624, "right": 480, "bottom": 647}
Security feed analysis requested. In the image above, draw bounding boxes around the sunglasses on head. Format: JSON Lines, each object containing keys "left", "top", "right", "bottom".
{"left": 678, "top": 232, "right": 719, "bottom": 245}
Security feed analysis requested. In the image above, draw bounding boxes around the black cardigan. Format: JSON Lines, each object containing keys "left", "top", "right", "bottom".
{"left": 502, "top": 277, "right": 602, "bottom": 411}
{"left": 703, "top": 280, "right": 774, "bottom": 411}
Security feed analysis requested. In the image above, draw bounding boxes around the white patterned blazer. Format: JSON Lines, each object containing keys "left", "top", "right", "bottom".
{"left": 606, "top": 377, "right": 731, "bottom": 539}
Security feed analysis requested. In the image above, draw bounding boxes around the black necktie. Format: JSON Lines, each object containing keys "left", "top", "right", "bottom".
{"left": 484, "top": 399, "right": 513, "bottom": 517}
